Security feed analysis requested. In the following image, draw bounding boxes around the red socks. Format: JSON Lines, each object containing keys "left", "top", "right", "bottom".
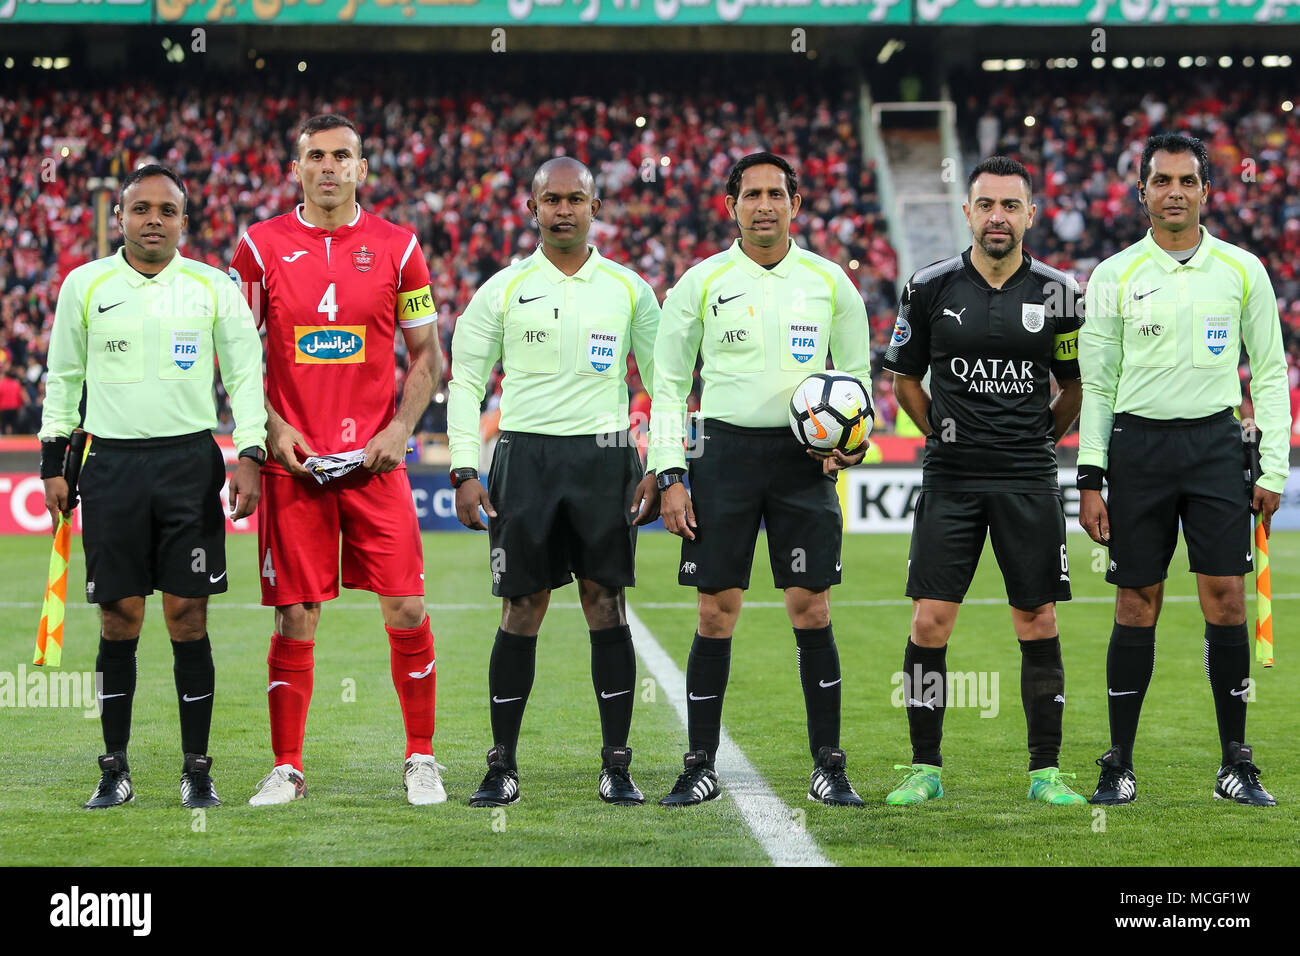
{"left": 387, "top": 615, "right": 436, "bottom": 758}
{"left": 267, "top": 634, "right": 314, "bottom": 771}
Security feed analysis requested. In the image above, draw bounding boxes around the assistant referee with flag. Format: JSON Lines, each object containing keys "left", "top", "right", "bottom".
{"left": 1078, "top": 134, "right": 1289, "bottom": 807}
{"left": 40, "top": 164, "right": 266, "bottom": 810}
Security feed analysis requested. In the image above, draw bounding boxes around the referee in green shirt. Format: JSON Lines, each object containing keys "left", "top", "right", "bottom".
{"left": 448, "top": 157, "right": 662, "bottom": 807}
{"left": 1078, "top": 134, "right": 1288, "bottom": 807}
{"left": 39, "top": 165, "right": 267, "bottom": 810}
{"left": 651, "top": 152, "right": 872, "bottom": 807}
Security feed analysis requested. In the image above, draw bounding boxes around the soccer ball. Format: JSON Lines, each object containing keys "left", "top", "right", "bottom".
{"left": 788, "top": 371, "right": 874, "bottom": 454}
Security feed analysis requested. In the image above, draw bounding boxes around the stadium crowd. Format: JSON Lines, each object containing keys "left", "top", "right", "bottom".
{"left": 4, "top": 64, "right": 1300, "bottom": 437}
{"left": 0, "top": 65, "right": 894, "bottom": 439}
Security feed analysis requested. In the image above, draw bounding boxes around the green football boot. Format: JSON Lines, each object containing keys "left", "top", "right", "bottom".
{"left": 885, "top": 764, "right": 943, "bottom": 805}
{"left": 1027, "top": 767, "right": 1088, "bottom": 805}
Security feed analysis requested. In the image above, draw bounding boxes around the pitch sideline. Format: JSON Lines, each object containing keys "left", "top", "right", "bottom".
{"left": 625, "top": 605, "right": 833, "bottom": 868}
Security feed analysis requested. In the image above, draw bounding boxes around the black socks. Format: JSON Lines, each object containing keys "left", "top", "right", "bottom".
{"left": 590, "top": 625, "right": 636, "bottom": 749}
{"left": 172, "top": 634, "right": 215, "bottom": 757}
{"left": 685, "top": 633, "right": 731, "bottom": 766}
{"left": 488, "top": 628, "right": 537, "bottom": 770}
{"left": 795, "top": 625, "right": 841, "bottom": 759}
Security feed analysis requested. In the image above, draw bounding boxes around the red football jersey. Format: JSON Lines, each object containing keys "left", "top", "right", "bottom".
{"left": 231, "top": 204, "right": 435, "bottom": 476}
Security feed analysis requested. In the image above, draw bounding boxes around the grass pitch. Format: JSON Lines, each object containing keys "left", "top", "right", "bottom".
{"left": 1, "top": 529, "right": 1296, "bottom": 866}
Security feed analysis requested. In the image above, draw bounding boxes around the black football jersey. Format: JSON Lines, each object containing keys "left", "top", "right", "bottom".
{"left": 882, "top": 249, "right": 1082, "bottom": 491}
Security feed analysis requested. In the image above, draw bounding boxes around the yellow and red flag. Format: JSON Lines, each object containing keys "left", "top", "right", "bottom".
{"left": 1255, "top": 520, "right": 1274, "bottom": 668}
{"left": 34, "top": 512, "right": 72, "bottom": 668}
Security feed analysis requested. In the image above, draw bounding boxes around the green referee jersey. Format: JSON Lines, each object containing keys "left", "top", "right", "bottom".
{"left": 650, "top": 238, "right": 872, "bottom": 472}
{"left": 447, "top": 244, "right": 661, "bottom": 471}
{"left": 1079, "top": 225, "right": 1291, "bottom": 493}
{"left": 39, "top": 247, "right": 267, "bottom": 453}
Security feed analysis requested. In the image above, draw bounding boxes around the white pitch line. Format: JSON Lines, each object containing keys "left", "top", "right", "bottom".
{"left": 625, "top": 606, "right": 832, "bottom": 869}
{"left": 5, "top": 592, "right": 1296, "bottom": 613}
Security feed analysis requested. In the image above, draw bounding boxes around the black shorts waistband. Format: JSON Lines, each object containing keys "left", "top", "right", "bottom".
{"left": 1113, "top": 409, "right": 1235, "bottom": 431}
{"left": 698, "top": 418, "right": 792, "bottom": 438}
{"left": 90, "top": 430, "right": 213, "bottom": 449}
{"left": 499, "top": 430, "right": 630, "bottom": 444}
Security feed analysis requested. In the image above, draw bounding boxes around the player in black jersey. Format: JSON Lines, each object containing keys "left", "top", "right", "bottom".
{"left": 880, "top": 156, "right": 1087, "bottom": 806}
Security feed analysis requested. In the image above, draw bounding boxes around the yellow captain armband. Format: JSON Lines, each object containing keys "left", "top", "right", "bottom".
{"left": 1053, "top": 329, "right": 1079, "bottom": 361}
{"left": 397, "top": 285, "right": 436, "bottom": 326}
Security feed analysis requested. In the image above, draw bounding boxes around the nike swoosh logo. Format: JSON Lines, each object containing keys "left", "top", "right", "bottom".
{"left": 1229, "top": 687, "right": 1250, "bottom": 698}
{"left": 408, "top": 661, "right": 435, "bottom": 679}
{"left": 267, "top": 681, "right": 290, "bottom": 692}
{"left": 834, "top": 561, "right": 842, "bottom": 572}
{"left": 492, "top": 695, "right": 523, "bottom": 704}
{"left": 906, "top": 697, "right": 936, "bottom": 710}
{"left": 819, "top": 678, "right": 841, "bottom": 688}
{"left": 1108, "top": 689, "right": 1139, "bottom": 696}
{"left": 518, "top": 294, "right": 545, "bottom": 304}
{"left": 804, "top": 394, "right": 828, "bottom": 440}
{"left": 1133, "top": 288, "right": 1160, "bottom": 300}
{"left": 97, "top": 301, "right": 124, "bottom": 313}
{"left": 687, "top": 692, "right": 718, "bottom": 701}
{"left": 209, "top": 571, "right": 227, "bottom": 584}
{"left": 96, "top": 692, "right": 125, "bottom": 700}
{"left": 600, "top": 689, "right": 632, "bottom": 699}
{"left": 282, "top": 251, "right": 308, "bottom": 262}
{"left": 182, "top": 693, "right": 212, "bottom": 703}
{"left": 717, "top": 293, "right": 744, "bottom": 305}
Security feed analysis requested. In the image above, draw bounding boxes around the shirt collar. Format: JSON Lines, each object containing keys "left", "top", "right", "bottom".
{"left": 294, "top": 202, "right": 363, "bottom": 236}
{"left": 532, "top": 244, "right": 602, "bottom": 283}
{"left": 1141, "top": 225, "right": 1211, "bottom": 273}
{"left": 728, "top": 238, "right": 797, "bottom": 278}
{"left": 961, "top": 247, "right": 1033, "bottom": 291}
{"left": 113, "top": 246, "right": 184, "bottom": 287}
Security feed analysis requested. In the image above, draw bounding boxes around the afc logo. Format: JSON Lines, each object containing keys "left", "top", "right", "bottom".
{"left": 720, "top": 329, "right": 748, "bottom": 344}
{"left": 104, "top": 340, "right": 130, "bottom": 352}
{"left": 401, "top": 292, "right": 434, "bottom": 314}
{"left": 681, "top": 561, "right": 697, "bottom": 574}
{"left": 523, "top": 330, "right": 550, "bottom": 344}
{"left": 1137, "top": 324, "right": 1164, "bottom": 337}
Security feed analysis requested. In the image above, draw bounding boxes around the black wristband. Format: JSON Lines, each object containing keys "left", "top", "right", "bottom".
{"left": 1076, "top": 464, "right": 1105, "bottom": 491}
{"left": 40, "top": 437, "right": 70, "bottom": 480}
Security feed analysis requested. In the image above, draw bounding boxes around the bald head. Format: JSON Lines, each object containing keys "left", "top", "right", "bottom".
{"left": 528, "top": 156, "right": 601, "bottom": 256}
{"left": 532, "top": 157, "right": 596, "bottom": 199}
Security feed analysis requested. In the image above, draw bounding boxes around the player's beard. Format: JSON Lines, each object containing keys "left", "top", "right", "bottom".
{"left": 978, "top": 228, "right": 1018, "bottom": 260}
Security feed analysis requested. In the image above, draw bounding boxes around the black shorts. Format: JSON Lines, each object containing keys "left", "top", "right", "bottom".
{"left": 486, "top": 431, "right": 642, "bottom": 598}
{"left": 1105, "top": 410, "right": 1252, "bottom": 587}
{"left": 906, "top": 489, "right": 1071, "bottom": 610}
{"left": 680, "top": 419, "right": 842, "bottom": 591}
{"left": 79, "top": 431, "right": 228, "bottom": 604}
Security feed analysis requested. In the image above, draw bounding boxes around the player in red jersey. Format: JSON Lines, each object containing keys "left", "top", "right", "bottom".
{"left": 229, "top": 114, "right": 445, "bottom": 805}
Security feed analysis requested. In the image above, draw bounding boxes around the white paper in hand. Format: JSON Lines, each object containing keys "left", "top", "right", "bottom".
{"left": 302, "top": 449, "right": 369, "bottom": 485}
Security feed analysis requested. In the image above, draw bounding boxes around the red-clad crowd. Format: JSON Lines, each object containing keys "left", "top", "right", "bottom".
{"left": 1, "top": 68, "right": 896, "bottom": 437}
{"left": 5, "top": 65, "right": 1300, "bottom": 440}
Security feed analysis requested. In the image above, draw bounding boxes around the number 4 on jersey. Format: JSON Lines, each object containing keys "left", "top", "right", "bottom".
{"left": 318, "top": 282, "right": 338, "bottom": 322}
{"left": 262, "top": 549, "right": 276, "bottom": 587}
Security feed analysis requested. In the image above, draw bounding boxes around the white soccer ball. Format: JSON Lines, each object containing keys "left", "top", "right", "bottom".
{"left": 788, "top": 371, "right": 874, "bottom": 454}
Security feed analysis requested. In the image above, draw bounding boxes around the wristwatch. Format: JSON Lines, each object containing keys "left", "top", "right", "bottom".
{"left": 238, "top": 446, "right": 266, "bottom": 466}
{"left": 656, "top": 468, "right": 685, "bottom": 492}
{"left": 449, "top": 467, "right": 479, "bottom": 489}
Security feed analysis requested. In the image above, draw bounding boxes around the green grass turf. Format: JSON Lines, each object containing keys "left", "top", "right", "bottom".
{"left": 0, "top": 529, "right": 1295, "bottom": 866}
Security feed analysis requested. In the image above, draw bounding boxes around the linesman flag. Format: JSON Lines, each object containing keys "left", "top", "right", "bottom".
{"left": 1255, "top": 519, "right": 1274, "bottom": 668}
{"left": 34, "top": 429, "right": 87, "bottom": 667}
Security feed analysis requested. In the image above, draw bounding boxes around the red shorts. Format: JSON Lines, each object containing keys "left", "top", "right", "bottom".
{"left": 258, "top": 467, "right": 425, "bottom": 606}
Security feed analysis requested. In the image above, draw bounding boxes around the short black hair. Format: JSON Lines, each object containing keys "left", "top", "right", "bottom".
{"left": 1139, "top": 133, "right": 1211, "bottom": 187}
{"left": 967, "top": 155, "right": 1032, "bottom": 198}
{"left": 726, "top": 152, "right": 798, "bottom": 200}
{"left": 297, "top": 113, "right": 362, "bottom": 156}
{"left": 118, "top": 163, "right": 188, "bottom": 213}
